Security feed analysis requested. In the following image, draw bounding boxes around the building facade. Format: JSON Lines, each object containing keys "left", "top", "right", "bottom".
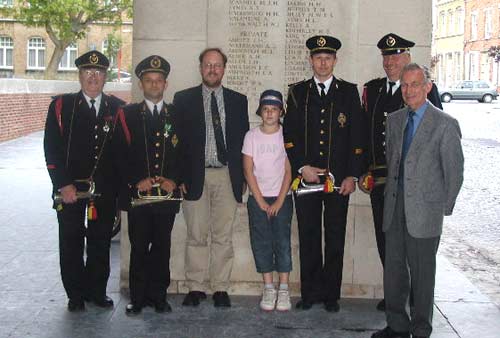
{"left": 433, "top": 0, "right": 466, "bottom": 88}
{"left": 464, "top": 0, "right": 500, "bottom": 85}
{"left": 0, "top": 1, "right": 133, "bottom": 80}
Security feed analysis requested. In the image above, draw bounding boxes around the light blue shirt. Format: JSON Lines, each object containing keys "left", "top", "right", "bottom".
{"left": 410, "top": 100, "right": 428, "bottom": 138}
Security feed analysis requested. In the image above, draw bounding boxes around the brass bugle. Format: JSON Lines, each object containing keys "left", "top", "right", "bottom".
{"left": 53, "top": 179, "right": 101, "bottom": 203}
{"left": 295, "top": 172, "right": 340, "bottom": 196}
{"left": 130, "top": 183, "right": 183, "bottom": 207}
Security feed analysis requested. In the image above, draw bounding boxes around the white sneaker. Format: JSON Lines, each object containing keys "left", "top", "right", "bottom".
{"left": 276, "top": 289, "right": 291, "bottom": 311}
{"left": 260, "top": 287, "right": 277, "bottom": 311}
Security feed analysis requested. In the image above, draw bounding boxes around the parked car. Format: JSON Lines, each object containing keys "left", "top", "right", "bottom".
{"left": 439, "top": 80, "right": 499, "bottom": 103}
{"left": 108, "top": 69, "right": 132, "bottom": 83}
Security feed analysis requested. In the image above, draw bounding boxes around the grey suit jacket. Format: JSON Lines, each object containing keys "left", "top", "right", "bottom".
{"left": 383, "top": 101, "right": 464, "bottom": 238}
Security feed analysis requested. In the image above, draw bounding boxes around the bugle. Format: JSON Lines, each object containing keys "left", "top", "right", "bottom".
{"left": 130, "top": 183, "right": 183, "bottom": 207}
{"left": 53, "top": 179, "right": 101, "bottom": 203}
{"left": 294, "top": 172, "right": 340, "bottom": 196}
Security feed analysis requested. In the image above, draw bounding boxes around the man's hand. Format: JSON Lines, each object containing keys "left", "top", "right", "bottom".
{"left": 302, "top": 166, "right": 325, "bottom": 183}
{"left": 339, "top": 176, "right": 356, "bottom": 196}
{"left": 156, "top": 176, "right": 177, "bottom": 192}
{"left": 59, "top": 184, "right": 77, "bottom": 204}
{"left": 136, "top": 177, "right": 154, "bottom": 192}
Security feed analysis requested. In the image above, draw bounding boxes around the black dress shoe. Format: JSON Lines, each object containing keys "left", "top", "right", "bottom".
{"left": 67, "top": 299, "right": 85, "bottom": 312}
{"left": 125, "top": 303, "right": 142, "bottom": 316}
{"left": 182, "top": 291, "right": 207, "bottom": 306}
{"left": 412, "top": 336, "right": 428, "bottom": 338}
{"left": 213, "top": 291, "right": 231, "bottom": 307}
{"left": 376, "top": 299, "right": 386, "bottom": 311}
{"left": 295, "top": 299, "right": 313, "bottom": 310}
{"left": 324, "top": 300, "right": 340, "bottom": 312}
{"left": 154, "top": 300, "right": 172, "bottom": 313}
{"left": 371, "top": 326, "right": 410, "bottom": 338}
{"left": 91, "top": 295, "right": 114, "bottom": 308}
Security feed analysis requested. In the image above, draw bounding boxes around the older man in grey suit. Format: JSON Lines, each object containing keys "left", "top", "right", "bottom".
{"left": 372, "top": 63, "right": 464, "bottom": 338}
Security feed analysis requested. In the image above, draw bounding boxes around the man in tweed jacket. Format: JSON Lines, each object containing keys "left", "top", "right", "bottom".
{"left": 372, "top": 63, "right": 464, "bottom": 338}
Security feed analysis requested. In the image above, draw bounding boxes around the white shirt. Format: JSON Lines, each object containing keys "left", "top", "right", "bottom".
{"left": 82, "top": 93, "right": 102, "bottom": 116}
{"left": 314, "top": 75, "right": 334, "bottom": 96}
{"left": 386, "top": 79, "right": 400, "bottom": 95}
{"left": 144, "top": 99, "right": 164, "bottom": 115}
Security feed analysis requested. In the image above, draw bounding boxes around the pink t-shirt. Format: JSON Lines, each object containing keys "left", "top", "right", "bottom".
{"left": 242, "top": 125, "right": 287, "bottom": 197}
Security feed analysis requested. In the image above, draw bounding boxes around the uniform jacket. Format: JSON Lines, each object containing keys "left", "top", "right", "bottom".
{"left": 283, "top": 77, "right": 364, "bottom": 182}
{"left": 362, "top": 78, "right": 442, "bottom": 175}
{"left": 173, "top": 85, "right": 249, "bottom": 203}
{"left": 113, "top": 101, "right": 181, "bottom": 212}
{"left": 44, "top": 91, "right": 124, "bottom": 201}
{"left": 383, "top": 102, "right": 464, "bottom": 238}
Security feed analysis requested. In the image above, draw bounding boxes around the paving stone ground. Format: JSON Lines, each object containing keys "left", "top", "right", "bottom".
{"left": 0, "top": 131, "right": 499, "bottom": 338}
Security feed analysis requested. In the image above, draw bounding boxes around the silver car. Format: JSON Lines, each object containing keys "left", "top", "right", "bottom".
{"left": 439, "top": 80, "right": 499, "bottom": 103}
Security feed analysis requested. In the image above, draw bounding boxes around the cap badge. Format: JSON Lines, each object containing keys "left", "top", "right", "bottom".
{"left": 317, "top": 36, "right": 326, "bottom": 47}
{"left": 90, "top": 53, "right": 99, "bottom": 64}
{"left": 151, "top": 56, "right": 161, "bottom": 69}
{"left": 386, "top": 36, "right": 396, "bottom": 47}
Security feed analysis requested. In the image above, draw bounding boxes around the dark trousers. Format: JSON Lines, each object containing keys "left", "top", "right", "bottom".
{"left": 57, "top": 198, "right": 115, "bottom": 301}
{"left": 128, "top": 206, "right": 175, "bottom": 306}
{"left": 370, "top": 184, "right": 385, "bottom": 267}
{"left": 384, "top": 187, "right": 440, "bottom": 337}
{"left": 294, "top": 191, "right": 349, "bottom": 302}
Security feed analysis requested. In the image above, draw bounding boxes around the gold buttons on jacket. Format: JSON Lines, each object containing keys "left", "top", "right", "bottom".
{"left": 320, "top": 130, "right": 325, "bottom": 134}
{"left": 155, "top": 142, "right": 160, "bottom": 147}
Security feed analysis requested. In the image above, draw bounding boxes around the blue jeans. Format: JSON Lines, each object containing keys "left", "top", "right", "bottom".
{"left": 247, "top": 195, "right": 293, "bottom": 273}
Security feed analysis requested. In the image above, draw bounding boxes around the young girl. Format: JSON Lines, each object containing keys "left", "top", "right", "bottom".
{"left": 242, "top": 89, "right": 293, "bottom": 311}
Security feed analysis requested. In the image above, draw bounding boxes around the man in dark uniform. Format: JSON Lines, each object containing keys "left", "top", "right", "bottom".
{"left": 283, "top": 35, "right": 364, "bottom": 312}
{"left": 114, "top": 55, "right": 181, "bottom": 316}
{"left": 44, "top": 51, "right": 125, "bottom": 312}
{"left": 361, "top": 33, "right": 443, "bottom": 311}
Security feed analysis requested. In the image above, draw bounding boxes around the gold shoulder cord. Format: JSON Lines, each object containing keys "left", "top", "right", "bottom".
{"left": 65, "top": 96, "right": 111, "bottom": 181}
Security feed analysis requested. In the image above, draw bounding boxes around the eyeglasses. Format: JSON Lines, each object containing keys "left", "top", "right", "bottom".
{"left": 82, "top": 70, "right": 105, "bottom": 78}
{"left": 201, "top": 63, "right": 224, "bottom": 69}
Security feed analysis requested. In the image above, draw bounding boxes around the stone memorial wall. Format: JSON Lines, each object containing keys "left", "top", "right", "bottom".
{"left": 123, "top": 0, "right": 433, "bottom": 298}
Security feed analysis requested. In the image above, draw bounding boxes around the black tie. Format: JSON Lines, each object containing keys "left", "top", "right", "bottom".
{"left": 90, "top": 99, "right": 96, "bottom": 117}
{"left": 211, "top": 92, "right": 227, "bottom": 165}
{"left": 153, "top": 104, "right": 159, "bottom": 123}
{"left": 387, "top": 81, "right": 395, "bottom": 101}
{"left": 318, "top": 83, "right": 326, "bottom": 99}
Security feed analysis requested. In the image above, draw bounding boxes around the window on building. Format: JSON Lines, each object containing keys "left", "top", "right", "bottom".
{"left": 448, "top": 10, "right": 454, "bottom": 35}
{"left": 471, "top": 12, "right": 478, "bottom": 40}
{"left": 439, "top": 11, "right": 446, "bottom": 37}
{"left": 58, "top": 43, "right": 78, "bottom": 70}
{"left": 27, "top": 37, "right": 45, "bottom": 70}
{"left": 0, "top": 0, "right": 13, "bottom": 7}
{"left": 455, "top": 7, "right": 464, "bottom": 34}
{"left": 454, "top": 52, "right": 462, "bottom": 83}
{"left": 470, "top": 52, "right": 479, "bottom": 80}
{"left": 484, "top": 8, "right": 492, "bottom": 39}
{"left": 102, "top": 40, "right": 116, "bottom": 67}
{"left": 0, "top": 36, "right": 13, "bottom": 69}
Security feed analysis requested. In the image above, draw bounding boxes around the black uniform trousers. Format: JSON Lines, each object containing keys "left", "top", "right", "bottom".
{"left": 128, "top": 205, "right": 175, "bottom": 306}
{"left": 57, "top": 197, "right": 115, "bottom": 301}
{"left": 294, "top": 191, "right": 349, "bottom": 302}
{"left": 369, "top": 184, "right": 385, "bottom": 267}
{"left": 385, "top": 185, "right": 440, "bottom": 337}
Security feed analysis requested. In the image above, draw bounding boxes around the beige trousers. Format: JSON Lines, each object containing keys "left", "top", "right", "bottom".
{"left": 182, "top": 167, "right": 238, "bottom": 292}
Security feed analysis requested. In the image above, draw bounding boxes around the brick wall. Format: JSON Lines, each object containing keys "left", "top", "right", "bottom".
{"left": 0, "top": 90, "right": 131, "bottom": 143}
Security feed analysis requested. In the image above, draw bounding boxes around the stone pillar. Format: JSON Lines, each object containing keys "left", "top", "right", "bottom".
{"left": 121, "top": 0, "right": 433, "bottom": 298}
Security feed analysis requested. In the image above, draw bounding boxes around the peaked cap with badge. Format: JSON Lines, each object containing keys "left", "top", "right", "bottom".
{"left": 377, "top": 33, "right": 415, "bottom": 55}
{"left": 135, "top": 55, "right": 171, "bottom": 78}
{"left": 306, "top": 35, "right": 342, "bottom": 55}
{"left": 75, "top": 50, "right": 110, "bottom": 70}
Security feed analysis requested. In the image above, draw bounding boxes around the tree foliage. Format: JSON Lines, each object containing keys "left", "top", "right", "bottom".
{"left": 488, "top": 46, "right": 500, "bottom": 63}
{"left": 1, "top": 0, "right": 133, "bottom": 79}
